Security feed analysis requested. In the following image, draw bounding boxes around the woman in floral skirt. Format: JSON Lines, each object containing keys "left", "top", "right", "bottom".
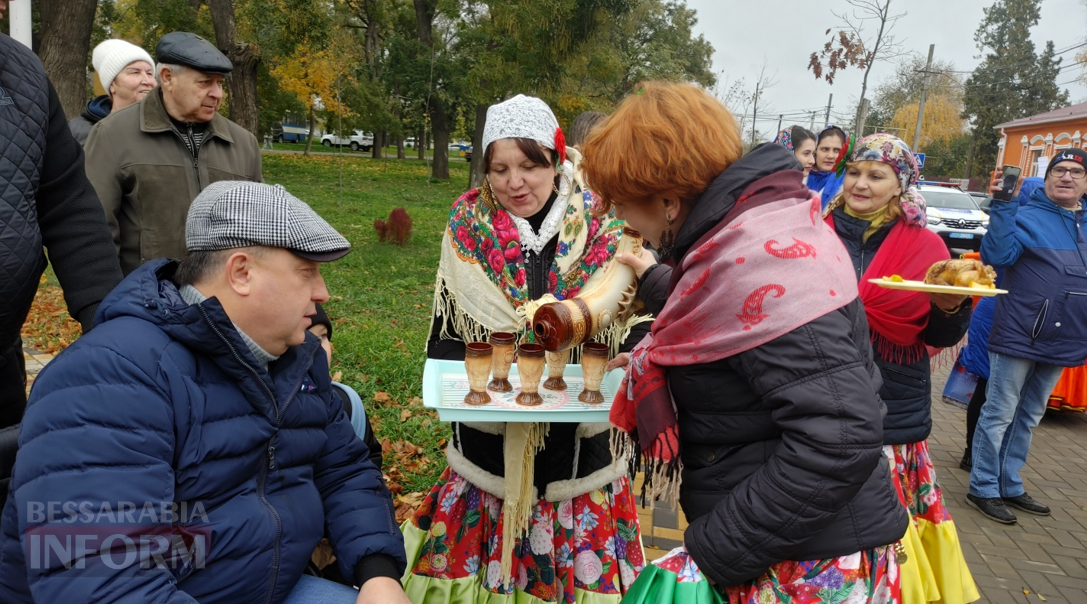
{"left": 580, "top": 81, "right": 909, "bottom": 603}
{"left": 405, "top": 94, "right": 651, "bottom": 603}
{"left": 824, "top": 133, "right": 980, "bottom": 604}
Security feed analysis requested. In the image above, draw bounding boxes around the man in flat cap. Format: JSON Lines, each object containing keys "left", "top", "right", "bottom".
{"left": 85, "top": 31, "right": 263, "bottom": 276}
{"left": 0, "top": 181, "right": 411, "bottom": 604}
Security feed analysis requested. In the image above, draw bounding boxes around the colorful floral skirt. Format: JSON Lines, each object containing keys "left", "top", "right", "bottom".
{"left": 401, "top": 467, "right": 645, "bottom": 603}
{"left": 884, "top": 442, "right": 980, "bottom": 604}
{"left": 623, "top": 545, "right": 901, "bottom": 603}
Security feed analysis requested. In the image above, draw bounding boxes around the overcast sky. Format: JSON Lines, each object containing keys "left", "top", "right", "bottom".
{"left": 685, "top": 0, "right": 1087, "bottom": 139}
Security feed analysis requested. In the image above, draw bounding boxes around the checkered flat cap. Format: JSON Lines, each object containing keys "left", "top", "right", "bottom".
{"left": 186, "top": 181, "right": 350, "bottom": 262}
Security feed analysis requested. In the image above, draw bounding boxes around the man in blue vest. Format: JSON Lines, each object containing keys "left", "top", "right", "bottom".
{"left": 969, "top": 149, "right": 1087, "bottom": 524}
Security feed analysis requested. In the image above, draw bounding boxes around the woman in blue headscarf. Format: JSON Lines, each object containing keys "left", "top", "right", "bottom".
{"left": 807, "top": 125, "right": 849, "bottom": 208}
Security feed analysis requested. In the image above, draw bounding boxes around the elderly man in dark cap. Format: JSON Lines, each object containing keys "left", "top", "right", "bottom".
{"left": 85, "top": 31, "right": 262, "bottom": 276}
{"left": 0, "top": 181, "right": 411, "bottom": 604}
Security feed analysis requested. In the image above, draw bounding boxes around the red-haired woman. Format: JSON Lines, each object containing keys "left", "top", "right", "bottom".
{"left": 405, "top": 94, "right": 650, "bottom": 604}
{"left": 581, "top": 81, "right": 907, "bottom": 603}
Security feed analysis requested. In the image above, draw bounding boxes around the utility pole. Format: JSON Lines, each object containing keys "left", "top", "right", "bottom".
{"left": 810, "top": 110, "right": 817, "bottom": 131}
{"left": 776, "top": 114, "right": 783, "bottom": 136}
{"left": 9, "top": 0, "right": 31, "bottom": 48}
{"left": 824, "top": 93, "right": 833, "bottom": 127}
{"left": 913, "top": 44, "right": 936, "bottom": 152}
{"left": 750, "top": 82, "right": 761, "bottom": 147}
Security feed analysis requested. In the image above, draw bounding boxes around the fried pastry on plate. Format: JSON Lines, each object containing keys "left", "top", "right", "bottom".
{"left": 924, "top": 259, "right": 998, "bottom": 289}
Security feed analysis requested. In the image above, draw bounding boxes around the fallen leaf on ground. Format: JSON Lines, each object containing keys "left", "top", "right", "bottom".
{"left": 400, "top": 409, "right": 413, "bottom": 422}
{"left": 373, "top": 391, "right": 391, "bottom": 403}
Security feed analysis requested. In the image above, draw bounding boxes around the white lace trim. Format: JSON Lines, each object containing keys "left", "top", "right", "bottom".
{"left": 510, "top": 166, "right": 574, "bottom": 256}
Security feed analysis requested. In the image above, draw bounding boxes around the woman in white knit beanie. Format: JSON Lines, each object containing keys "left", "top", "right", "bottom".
{"left": 68, "top": 39, "right": 155, "bottom": 146}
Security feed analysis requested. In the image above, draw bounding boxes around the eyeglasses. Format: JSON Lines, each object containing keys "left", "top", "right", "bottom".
{"left": 1051, "top": 166, "right": 1087, "bottom": 180}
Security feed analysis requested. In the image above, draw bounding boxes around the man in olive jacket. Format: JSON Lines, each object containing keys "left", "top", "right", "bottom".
{"left": 85, "top": 32, "right": 262, "bottom": 275}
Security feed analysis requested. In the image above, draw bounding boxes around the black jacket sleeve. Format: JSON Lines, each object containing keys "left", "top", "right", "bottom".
{"left": 683, "top": 301, "right": 886, "bottom": 586}
{"left": 35, "top": 79, "right": 123, "bottom": 331}
{"left": 427, "top": 310, "right": 467, "bottom": 360}
{"left": 923, "top": 301, "right": 971, "bottom": 348}
{"left": 636, "top": 264, "right": 671, "bottom": 316}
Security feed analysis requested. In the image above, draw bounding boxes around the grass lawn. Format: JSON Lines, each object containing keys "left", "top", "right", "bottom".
{"left": 267, "top": 141, "right": 469, "bottom": 162}
{"left": 25, "top": 153, "right": 470, "bottom": 504}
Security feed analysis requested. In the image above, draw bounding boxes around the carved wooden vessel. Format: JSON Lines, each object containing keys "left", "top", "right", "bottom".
{"left": 532, "top": 227, "right": 642, "bottom": 352}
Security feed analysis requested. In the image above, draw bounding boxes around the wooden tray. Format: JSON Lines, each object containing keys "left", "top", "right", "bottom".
{"left": 868, "top": 278, "right": 1007, "bottom": 296}
{"left": 422, "top": 358, "right": 622, "bottom": 423}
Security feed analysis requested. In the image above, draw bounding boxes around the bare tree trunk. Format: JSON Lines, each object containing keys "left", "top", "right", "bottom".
{"left": 964, "top": 131, "right": 978, "bottom": 180}
{"left": 372, "top": 131, "right": 384, "bottom": 158}
{"left": 303, "top": 108, "right": 316, "bottom": 156}
{"left": 413, "top": 0, "right": 450, "bottom": 179}
{"left": 207, "top": 0, "right": 260, "bottom": 136}
{"left": 397, "top": 134, "right": 406, "bottom": 159}
{"left": 469, "top": 104, "right": 488, "bottom": 189}
{"left": 37, "top": 0, "right": 98, "bottom": 119}
{"left": 417, "top": 129, "right": 425, "bottom": 160}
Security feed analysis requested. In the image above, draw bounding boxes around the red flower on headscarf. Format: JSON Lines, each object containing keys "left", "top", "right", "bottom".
{"left": 555, "top": 127, "right": 566, "bottom": 164}
{"left": 487, "top": 248, "right": 505, "bottom": 273}
{"left": 503, "top": 241, "right": 522, "bottom": 262}
{"left": 515, "top": 268, "right": 527, "bottom": 288}
{"left": 455, "top": 225, "right": 476, "bottom": 251}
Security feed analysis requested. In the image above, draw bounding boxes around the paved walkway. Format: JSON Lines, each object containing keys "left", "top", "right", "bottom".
{"left": 22, "top": 348, "right": 1087, "bottom": 601}
{"left": 22, "top": 346, "right": 49, "bottom": 395}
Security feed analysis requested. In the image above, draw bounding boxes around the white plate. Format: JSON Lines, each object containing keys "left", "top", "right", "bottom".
{"left": 868, "top": 278, "right": 1007, "bottom": 296}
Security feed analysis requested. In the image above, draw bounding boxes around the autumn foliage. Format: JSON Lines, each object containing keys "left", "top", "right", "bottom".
{"left": 374, "top": 208, "right": 413, "bottom": 245}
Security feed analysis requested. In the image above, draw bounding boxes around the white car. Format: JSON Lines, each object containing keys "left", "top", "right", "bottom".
{"left": 320, "top": 130, "right": 373, "bottom": 151}
{"left": 918, "top": 183, "right": 989, "bottom": 252}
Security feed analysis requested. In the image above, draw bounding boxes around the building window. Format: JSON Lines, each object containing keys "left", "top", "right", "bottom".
{"left": 1028, "top": 148, "right": 1044, "bottom": 176}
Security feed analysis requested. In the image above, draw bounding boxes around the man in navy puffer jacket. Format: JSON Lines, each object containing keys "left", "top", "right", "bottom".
{"left": 0, "top": 181, "right": 408, "bottom": 603}
{"left": 969, "top": 150, "right": 1087, "bottom": 525}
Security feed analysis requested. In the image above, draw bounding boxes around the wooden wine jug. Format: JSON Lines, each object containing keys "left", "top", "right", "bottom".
{"left": 532, "top": 227, "right": 643, "bottom": 351}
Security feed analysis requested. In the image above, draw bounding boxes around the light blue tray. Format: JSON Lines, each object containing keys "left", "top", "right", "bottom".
{"left": 422, "top": 358, "right": 622, "bottom": 423}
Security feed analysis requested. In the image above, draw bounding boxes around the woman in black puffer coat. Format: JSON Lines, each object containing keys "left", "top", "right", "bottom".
{"left": 581, "top": 81, "right": 907, "bottom": 603}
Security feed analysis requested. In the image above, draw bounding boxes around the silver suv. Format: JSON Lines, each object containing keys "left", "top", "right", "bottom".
{"left": 919, "top": 183, "right": 989, "bottom": 252}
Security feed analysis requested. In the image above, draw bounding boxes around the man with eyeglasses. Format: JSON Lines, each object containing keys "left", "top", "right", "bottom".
{"left": 967, "top": 149, "right": 1087, "bottom": 525}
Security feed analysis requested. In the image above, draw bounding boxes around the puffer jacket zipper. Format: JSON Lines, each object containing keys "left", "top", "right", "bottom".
{"left": 196, "top": 305, "right": 309, "bottom": 604}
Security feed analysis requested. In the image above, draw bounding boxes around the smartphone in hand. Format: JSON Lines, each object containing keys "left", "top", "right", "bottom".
{"left": 994, "top": 165, "right": 1022, "bottom": 202}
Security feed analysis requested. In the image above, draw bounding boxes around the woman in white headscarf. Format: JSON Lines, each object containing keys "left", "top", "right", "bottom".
{"left": 403, "top": 95, "right": 649, "bottom": 603}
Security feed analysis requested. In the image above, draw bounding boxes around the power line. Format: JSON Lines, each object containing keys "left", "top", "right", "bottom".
{"left": 940, "top": 41, "right": 1087, "bottom": 75}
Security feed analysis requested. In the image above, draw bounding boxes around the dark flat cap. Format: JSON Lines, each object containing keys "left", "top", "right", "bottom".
{"left": 155, "top": 32, "right": 232, "bottom": 75}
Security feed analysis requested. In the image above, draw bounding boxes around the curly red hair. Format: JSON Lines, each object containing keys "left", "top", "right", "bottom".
{"left": 581, "top": 82, "right": 743, "bottom": 212}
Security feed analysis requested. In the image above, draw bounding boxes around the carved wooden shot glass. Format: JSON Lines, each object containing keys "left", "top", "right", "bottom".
{"left": 543, "top": 349, "right": 571, "bottom": 391}
{"left": 579, "top": 343, "right": 610, "bottom": 405}
{"left": 515, "top": 343, "right": 546, "bottom": 407}
{"left": 487, "top": 332, "right": 517, "bottom": 393}
{"left": 463, "top": 342, "right": 493, "bottom": 406}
